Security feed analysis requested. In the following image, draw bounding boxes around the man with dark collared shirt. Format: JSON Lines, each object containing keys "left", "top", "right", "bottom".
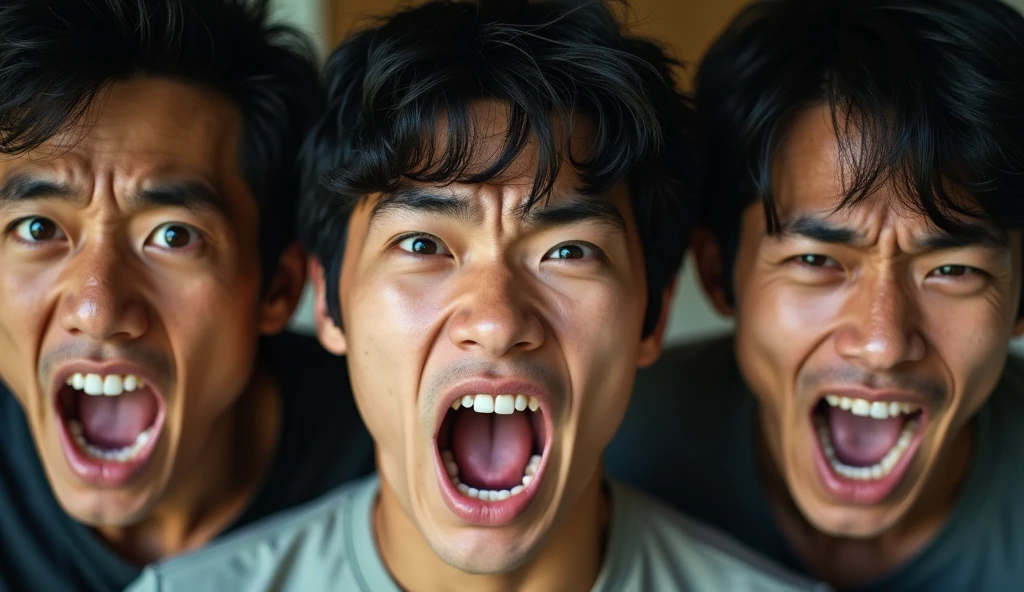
{"left": 0, "top": 1, "right": 372, "bottom": 589}
{"left": 608, "top": 1, "right": 1024, "bottom": 590}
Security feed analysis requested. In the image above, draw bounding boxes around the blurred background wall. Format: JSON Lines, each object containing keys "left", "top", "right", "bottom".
{"left": 276, "top": 0, "right": 1024, "bottom": 351}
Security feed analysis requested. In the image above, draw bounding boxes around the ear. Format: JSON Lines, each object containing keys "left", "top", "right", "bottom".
{"left": 692, "top": 227, "right": 735, "bottom": 317}
{"left": 637, "top": 280, "right": 676, "bottom": 368}
{"left": 258, "top": 242, "right": 307, "bottom": 335}
{"left": 308, "top": 256, "right": 347, "bottom": 356}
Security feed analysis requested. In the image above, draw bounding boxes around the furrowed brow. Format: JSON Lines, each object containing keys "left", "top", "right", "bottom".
{"left": 0, "top": 175, "right": 77, "bottom": 211}
{"left": 914, "top": 224, "right": 1010, "bottom": 251}
{"left": 130, "top": 181, "right": 231, "bottom": 217}
{"left": 778, "top": 215, "right": 863, "bottom": 245}
{"left": 524, "top": 194, "right": 627, "bottom": 234}
{"left": 369, "top": 187, "right": 479, "bottom": 227}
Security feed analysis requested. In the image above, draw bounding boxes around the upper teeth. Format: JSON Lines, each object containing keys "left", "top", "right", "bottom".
{"left": 65, "top": 373, "right": 144, "bottom": 397}
{"left": 452, "top": 394, "right": 540, "bottom": 414}
{"left": 824, "top": 395, "right": 920, "bottom": 419}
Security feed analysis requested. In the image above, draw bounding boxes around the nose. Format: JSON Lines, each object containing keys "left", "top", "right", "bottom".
{"left": 834, "top": 272, "right": 925, "bottom": 371}
{"left": 58, "top": 243, "right": 148, "bottom": 342}
{"left": 447, "top": 264, "right": 545, "bottom": 357}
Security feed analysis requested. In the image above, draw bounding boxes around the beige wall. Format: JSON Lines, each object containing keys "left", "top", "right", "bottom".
{"left": 329, "top": 0, "right": 748, "bottom": 65}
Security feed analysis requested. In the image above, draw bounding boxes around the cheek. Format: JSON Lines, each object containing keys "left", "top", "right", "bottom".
{"left": 920, "top": 297, "right": 1013, "bottom": 416}
{"left": 342, "top": 276, "right": 438, "bottom": 452}
{"left": 0, "top": 263, "right": 64, "bottom": 402}
{"left": 154, "top": 272, "right": 262, "bottom": 428}
{"left": 737, "top": 278, "right": 845, "bottom": 387}
{"left": 556, "top": 279, "right": 643, "bottom": 447}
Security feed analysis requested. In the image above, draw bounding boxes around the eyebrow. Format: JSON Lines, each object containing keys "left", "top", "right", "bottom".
{"left": 521, "top": 196, "right": 627, "bottom": 233}
{"left": 370, "top": 187, "right": 479, "bottom": 225}
{"left": 778, "top": 216, "right": 863, "bottom": 245}
{"left": 778, "top": 214, "right": 1009, "bottom": 250}
{"left": 129, "top": 181, "right": 231, "bottom": 218}
{"left": 0, "top": 175, "right": 75, "bottom": 208}
{"left": 369, "top": 186, "right": 627, "bottom": 233}
{"left": 0, "top": 174, "right": 230, "bottom": 218}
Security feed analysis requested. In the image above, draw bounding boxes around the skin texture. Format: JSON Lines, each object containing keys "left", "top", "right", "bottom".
{"left": 312, "top": 103, "right": 669, "bottom": 591}
{"left": 0, "top": 78, "right": 305, "bottom": 562}
{"left": 694, "top": 105, "right": 1024, "bottom": 587}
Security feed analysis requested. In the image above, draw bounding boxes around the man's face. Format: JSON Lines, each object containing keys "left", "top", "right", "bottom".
{"left": 316, "top": 106, "right": 663, "bottom": 573}
{"left": 0, "top": 79, "right": 290, "bottom": 526}
{"left": 721, "top": 106, "right": 1023, "bottom": 538}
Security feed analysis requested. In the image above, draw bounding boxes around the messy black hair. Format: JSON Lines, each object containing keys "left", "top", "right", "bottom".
{"left": 0, "top": 0, "right": 321, "bottom": 279}
{"left": 301, "top": 0, "right": 698, "bottom": 336}
{"left": 697, "top": 0, "right": 1024, "bottom": 305}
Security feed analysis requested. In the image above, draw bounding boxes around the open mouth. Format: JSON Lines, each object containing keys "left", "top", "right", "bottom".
{"left": 55, "top": 371, "right": 165, "bottom": 486}
{"left": 435, "top": 392, "right": 550, "bottom": 526}
{"left": 810, "top": 393, "right": 927, "bottom": 504}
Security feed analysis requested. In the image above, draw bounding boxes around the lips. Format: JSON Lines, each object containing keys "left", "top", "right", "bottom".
{"left": 52, "top": 365, "right": 167, "bottom": 487}
{"left": 809, "top": 390, "right": 929, "bottom": 505}
{"left": 432, "top": 380, "right": 555, "bottom": 527}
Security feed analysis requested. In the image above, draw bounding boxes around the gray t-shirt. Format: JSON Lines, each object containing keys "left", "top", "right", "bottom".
{"left": 127, "top": 474, "right": 824, "bottom": 592}
{"left": 606, "top": 335, "right": 1024, "bottom": 592}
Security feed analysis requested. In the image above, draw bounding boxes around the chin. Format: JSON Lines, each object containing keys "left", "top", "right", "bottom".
{"left": 802, "top": 500, "right": 904, "bottom": 539}
{"left": 52, "top": 472, "right": 167, "bottom": 527}
{"left": 62, "top": 492, "right": 154, "bottom": 527}
{"left": 431, "top": 535, "right": 535, "bottom": 575}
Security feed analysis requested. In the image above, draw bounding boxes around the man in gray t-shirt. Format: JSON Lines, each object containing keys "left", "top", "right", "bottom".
{"left": 128, "top": 1, "right": 822, "bottom": 590}
{"left": 608, "top": 0, "right": 1024, "bottom": 590}
{"left": 610, "top": 337, "right": 1024, "bottom": 591}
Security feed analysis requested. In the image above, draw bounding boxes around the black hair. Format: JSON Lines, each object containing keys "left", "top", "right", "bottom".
{"left": 300, "top": 0, "right": 698, "bottom": 336}
{"left": 697, "top": 0, "right": 1024, "bottom": 306}
{"left": 0, "top": 0, "right": 322, "bottom": 280}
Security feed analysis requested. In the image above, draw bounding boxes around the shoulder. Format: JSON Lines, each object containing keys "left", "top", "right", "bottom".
{"left": 984, "top": 354, "right": 1024, "bottom": 468}
{"left": 256, "top": 331, "right": 374, "bottom": 498}
{"left": 605, "top": 335, "right": 751, "bottom": 507}
{"left": 603, "top": 481, "right": 824, "bottom": 592}
{"left": 130, "top": 476, "right": 377, "bottom": 592}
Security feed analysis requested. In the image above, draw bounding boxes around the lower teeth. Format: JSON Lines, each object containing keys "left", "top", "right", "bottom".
{"left": 67, "top": 420, "right": 154, "bottom": 463}
{"left": 442, "top": 450, "right": 540, "bottom": 502}
{"left": 816, "top": 415, "right": 920, "bottom": 481}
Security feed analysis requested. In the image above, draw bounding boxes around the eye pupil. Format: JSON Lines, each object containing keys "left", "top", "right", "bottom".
{"left": 557, "top": 245, "right": 584, "bottom": 259}
{"left": 163, "top": 225, "right": 190, "bottom": 248}
{"left": 412, "top": 238, "right": 436, "bottom": 254}
{"left": 28, "top": 219, "right": 53, "bottom": 240}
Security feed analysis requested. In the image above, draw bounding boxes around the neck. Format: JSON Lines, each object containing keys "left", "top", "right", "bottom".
{"left": 763, "top": 418, "right": 973, "bottom": 589}
{"left": 96, "top": 365, "right": 281, "bottom": 564}
{"left": 377, "top": 469, "right": 609, "bottom": 592}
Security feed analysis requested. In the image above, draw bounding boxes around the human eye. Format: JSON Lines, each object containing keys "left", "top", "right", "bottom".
{"left": 543, "top": 241, "right": 604, "bottom": 262}
{"left": 788, "top": 254, "right": 840, "bottom": 269}
{"left": 145, "top": 223, "right": 203, "bottom": 251}
{"left": 394, "top": 233, "right": 452, "bottom": 257}
{"left": 928, "top": 264, "right": 985, "bottom": 279}
{"left": 8, "top": 216, "right": 66, "bottom": 245}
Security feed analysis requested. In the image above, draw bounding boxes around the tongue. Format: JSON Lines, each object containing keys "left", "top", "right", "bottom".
{"left": 78, "top": 391, "right": 158, "bottom": 449}
{"left": 826, "top": 405, "right": 904, "bottom": 466}
{"left": 452, "top": 411, "right": 533, "bottom": 490}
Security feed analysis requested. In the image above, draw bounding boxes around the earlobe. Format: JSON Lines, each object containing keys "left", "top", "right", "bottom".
{"left": 637, "top": 281, "right": 676, "bottom": 368}
{"left": 309, "top": 257, "right": 347, "bottom": 356}
{"left": 258, "top": 242, "right": 307, "bottom": 335}
{"left": 692, "top": 227, "right": 735, "bottom": 318}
